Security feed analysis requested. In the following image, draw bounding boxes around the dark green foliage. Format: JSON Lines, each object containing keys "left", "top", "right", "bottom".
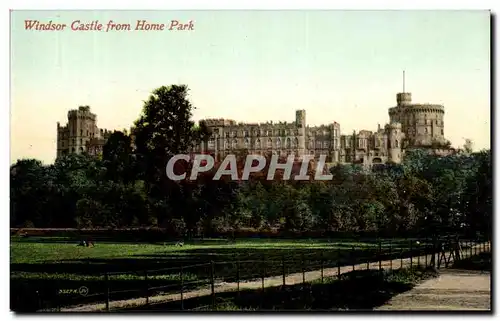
{"left": 10, "top": 85, "right": 492, "bottom": 238}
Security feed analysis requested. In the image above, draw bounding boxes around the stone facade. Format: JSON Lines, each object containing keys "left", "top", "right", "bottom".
{"left": 56, "top": 106, "right": 111, "bottom": 158}
{"left": 56, "top": 91, "right": 452, "bottom": 166}
{"left": 194, "top": 92, "right": 451, "bottom": 167}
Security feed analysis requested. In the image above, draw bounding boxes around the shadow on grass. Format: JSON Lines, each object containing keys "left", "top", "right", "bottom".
{"left": 120, "top": 267, "right": 438, "bottom": 312}
{"left": 450, "top": 252, "right": 491, "bottom": 272}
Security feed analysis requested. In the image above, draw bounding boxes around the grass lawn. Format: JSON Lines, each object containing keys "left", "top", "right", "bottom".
{"left": 10, "top": 236, "right": 434, "bottom": 312}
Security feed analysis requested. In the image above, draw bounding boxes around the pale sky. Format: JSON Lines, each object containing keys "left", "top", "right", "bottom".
{"left": 10, "top": 10, "right": 490, "bottom": 164}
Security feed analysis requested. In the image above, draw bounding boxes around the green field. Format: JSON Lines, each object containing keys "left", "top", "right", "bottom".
{"left": 10, "top": 236, "right": 432, "bottom": 312}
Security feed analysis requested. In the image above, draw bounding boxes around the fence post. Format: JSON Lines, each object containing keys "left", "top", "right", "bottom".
{"left": 210, "top": 261, "right": 215, "bottom": 309}
{"left": 378, "top": 240, "right": 382, "bottom": 271}
{"left": 320, "top": 252, "right": 324, "bottom": 283}
{"left": 351, "top": 246, "right": 355, "bottom": 271}
{"left": 180, "top": 265, "right": 184, "bottom": 310}
{"left": 55, "top": 281, "right": 60, "bottom": 312}
{"left": 282, "top": 255, "right": 286, "bottom": 286}
{"left": 425, "top": 240, "right": 428, "bottom": 267}
{"left": 237, "top": 259, "right": 240, "bottom": 299}
{"left": 262, "top": 256, "right": 265, "bottom": 291}
{"left": 389, "top": 240, "right": 392, "bottom": 271}
{"left": 261, "top": 256, "right": 265, "bottom": 309}
{"left": 410, "top": 240, "right": 413, "bottom": 268}
{"left": 105, "top": 272, "right": 110, "bottom": 312}
{"left": 302, "top": 253, "right": 305, "bottom": 284}
{"left": 400, "top": 246, "right": 403, "bottom": 269}
{"left": 337, "top": 247, "right": 341, "bottom": 278}
{"left": 417, "top": 241, "right": 421, "bottom": 267}
{"left": 144, "top": 270, "right": 149, "bottom": 306}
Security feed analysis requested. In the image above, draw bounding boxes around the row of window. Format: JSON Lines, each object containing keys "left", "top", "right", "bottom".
{"left": 60, "top": 138, "right": 88, "bottom": 148}
{"left": 406, "top": 128, "right": 444, "bottom": 135}
{"left": 206, "top": 137, "right": 400, "bottom": 150}
{"left": 213, "top": 128, "right": 340, "bottom": 138}
{"left": 404, "top": 118, "right": 444, "bottom": 126}
{"left": 209, "top": 137, "right": 301, "bottom": 150}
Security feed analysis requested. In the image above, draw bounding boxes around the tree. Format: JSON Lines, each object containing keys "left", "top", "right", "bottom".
{"left": 463, "top": 138, "right": 474, "bottom": 154}
{"left": 133, "top": 85, "right": 205, "bottom": 227}
{"left": 102, "top": 130, "right": 135, "bottom": 183}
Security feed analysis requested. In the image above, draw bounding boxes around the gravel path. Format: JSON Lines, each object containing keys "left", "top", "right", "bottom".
{"left": 376, "top": 269, "right": 491, "bottom": 311}
{"left": 58, "top": 242, "right": 491, "bottom": 312}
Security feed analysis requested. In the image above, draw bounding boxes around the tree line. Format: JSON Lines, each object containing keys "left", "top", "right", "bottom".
{"left": 10, "top": 85, "right": 492, "bottom": 238}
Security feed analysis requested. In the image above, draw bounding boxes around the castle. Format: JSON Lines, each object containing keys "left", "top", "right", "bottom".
{"left": 56, "top": 106, "right": 112, "bottom": 158}
{"left": 194, "top": 91, "right": 451, "bottom": 167}
{"left": 56, "top": 91, "right": 452, "bottom": 166}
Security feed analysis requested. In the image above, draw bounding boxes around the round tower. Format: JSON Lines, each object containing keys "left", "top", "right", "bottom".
{"left": 389, "top": 92, "right": 446, "bottom": 148}
{"left": 396, "top": 92, "right": 412, "bottom": 106}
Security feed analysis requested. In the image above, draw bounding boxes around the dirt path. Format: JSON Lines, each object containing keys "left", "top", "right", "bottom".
{"left": 376, "top": 269, "right": 491, "bottom": 311}
{"left": 59, "top": 242, "right": 491, "bottom": 312}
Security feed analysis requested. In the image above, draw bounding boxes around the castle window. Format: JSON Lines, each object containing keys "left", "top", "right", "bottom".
{"left": 293, "top": 137, "right": 298, "bottom": 148}
{"left": 244, "top": 130, "right": 249, "bottom": 137}
{"left": 255, "top": 138, "right": 261, "bottom": 149}
{"left": 224, "top": 140, "right": 229, "bottom": 149}
{"left": 286, "top": 137, "right": 291, "bottom": 148}
{"left": 316, "top": 141, "right": 321, "bottom": 148}
{"left": 72, "top": 148, "right": 75, "bottom": 153}
{"left": 395, "top": 140, "right": 399, "bottom": 148}
{"left": 425, "top": 128, "right": 428, "bottom": 134}
{"left": 310, "top": 150, "right": 314, "bottom": 155}
{"left": 225, "top": 132, "right": 230, "bottom": 138}
{"left": 208, "top": 139, "right": 215, "bottom": 150}
{"left": 267, "top": 138, "right": 272, "bottom": 149}
{"left": 276, "top": 138, "right": 281, "bottom": 149}
{"left": 309, "top": 140, "right": 314, "bottom": 148}
{"left": 72, "top": 139, "right": 75, "bottom": 146}
{"left": 232, "top": 139, "right": 238, "bottom": 149}
{"left": 441, "top": 129, "right": 444, "bottom": 135}
{"left": 244, "top": 138, "right": 250, "bottom": 149}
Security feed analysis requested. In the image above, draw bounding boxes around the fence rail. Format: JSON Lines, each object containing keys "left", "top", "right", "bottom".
{"left": 21, "top": 237, "right": 491, "bottom": 312}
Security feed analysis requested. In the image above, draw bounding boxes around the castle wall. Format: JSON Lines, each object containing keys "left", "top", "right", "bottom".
{"left": 56, "top": 91, "right": 450, "bottom": 166}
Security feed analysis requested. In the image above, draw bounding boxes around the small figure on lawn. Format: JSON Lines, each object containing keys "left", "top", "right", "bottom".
{"left": 77, "top": 240, "right": 87, "bottom": 247}
{"left": 176, "top": 240, "right": 184, "bottom": 247}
